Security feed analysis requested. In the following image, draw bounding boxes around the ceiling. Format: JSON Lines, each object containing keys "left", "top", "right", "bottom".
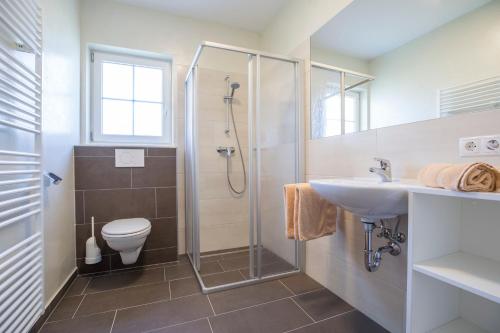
{"left": 114, "top": 0, "right": 290, "bottom": 32}
{"left": 311, "top": 0, "right": 491, "bottom": 60}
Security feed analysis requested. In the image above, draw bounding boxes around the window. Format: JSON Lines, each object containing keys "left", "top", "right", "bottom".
{"left": 90, "top": 50, "right": 172, "bottom": 144}
{"left": 323, "top": 91, "right": 360, "bottom": 136}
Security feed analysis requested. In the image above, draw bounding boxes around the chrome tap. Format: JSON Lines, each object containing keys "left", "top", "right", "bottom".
{"left": 369, "top": 157, "right": 392, "bottom": 182}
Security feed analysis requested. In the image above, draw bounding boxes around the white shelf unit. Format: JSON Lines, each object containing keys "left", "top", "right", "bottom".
{"left": 406, "top": 189, "right": 500, "bottom": 333}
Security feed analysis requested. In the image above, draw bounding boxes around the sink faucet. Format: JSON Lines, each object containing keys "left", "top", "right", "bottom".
{"left": 369, "top": 157, "right": 392, "bottom": 182}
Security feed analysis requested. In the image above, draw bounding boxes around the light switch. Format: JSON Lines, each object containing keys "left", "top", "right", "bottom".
{"left": 115, "top": 149, "right": 145, "bottom": 167}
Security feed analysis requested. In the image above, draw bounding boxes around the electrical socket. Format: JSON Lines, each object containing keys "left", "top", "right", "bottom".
{"left": 480, "top": 136, "right": 500, "bottom": 155}
{"left": 459, "top": 137, "right": 481, "bottom": 156}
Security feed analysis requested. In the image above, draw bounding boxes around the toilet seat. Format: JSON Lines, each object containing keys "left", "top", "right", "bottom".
{"left": 102, "top": 218, "right": 151, "bottom": 238}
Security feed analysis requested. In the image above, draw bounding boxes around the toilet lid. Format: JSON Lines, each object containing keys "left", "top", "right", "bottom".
{"left": 102, "top": 218, "right": 151, "bottom": 236}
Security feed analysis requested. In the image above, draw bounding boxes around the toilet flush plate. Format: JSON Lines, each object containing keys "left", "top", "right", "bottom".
{"left": 115, "top": 149, "right": 145, "bottom": 167}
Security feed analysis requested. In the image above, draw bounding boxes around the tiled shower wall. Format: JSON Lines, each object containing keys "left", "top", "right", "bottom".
{"left": 74, "top": 146, "right": 177, "bottom": 274}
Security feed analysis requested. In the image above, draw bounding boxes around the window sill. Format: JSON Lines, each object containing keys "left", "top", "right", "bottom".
{"left": 81, "top": 142, "right": 178, "bottom": 148}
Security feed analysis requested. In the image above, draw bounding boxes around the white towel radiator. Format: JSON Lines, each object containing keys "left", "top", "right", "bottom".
{"left": 0, "top": 0, "right": 44, "bottom": 332}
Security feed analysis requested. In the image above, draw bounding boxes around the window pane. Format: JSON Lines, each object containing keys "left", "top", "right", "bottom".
{"left": 345, "top": 96, "right": 356, "bottom": 121}
{"left": 325, "top": 95, "right": 341, "bottom": 119}
{"left": 325, "top": 119, "right": 341, "bottom": 136}
{"left": 345, "top": 121, "right": 357, "bottom": 134}
{"left": 102, "top": 99, "right": 133, "bottom": 135}
{"left": 134, "top": 66, "right": 163, "bottom": 102}
{"left": 134, "top": 102, "right": 163, "bottom": 136}
{"left": 102, "top": 63, "right": 133, "bottom": 100}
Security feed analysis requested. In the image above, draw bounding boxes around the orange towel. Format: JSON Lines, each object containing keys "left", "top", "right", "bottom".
{"left": 418, "top": 163, "right": 500, "bottom": 192}
{"left": 284, "top": 183, "right": 337, "bottom": 241}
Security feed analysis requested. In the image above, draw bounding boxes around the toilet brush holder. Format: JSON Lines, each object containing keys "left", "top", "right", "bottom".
{"left": 85, "top": 216, "right": 102, "bottom": 264}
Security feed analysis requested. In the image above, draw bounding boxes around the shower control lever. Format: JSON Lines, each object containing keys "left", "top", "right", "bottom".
{"left": 217, "top": 146, "right": 235, "bottom": 157}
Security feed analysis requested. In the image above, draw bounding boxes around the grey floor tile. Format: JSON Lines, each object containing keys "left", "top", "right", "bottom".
{"left": 40, "top": 311, "right": 115, "bottom": 333}
{"left": 209, "top": 298, "right": 312, "bottom": 333}
{"left": 170, "top": 277, "right": 201, "bottom": 298}
{"left": 47, "top": 295, "right": 84, "bottom": 322}
{"left": 200, "top": 255, "right": 223, "bottom": 264}
{"left": 292, "top": 289, "right": 354, "bottom": 321}
{"left": 239, "top": 259, "right": 295, "bottom": 279}
{"left": 112, "top": 294, "right": 213, "bottom": 333}
{"left": 289, "top": 310, "right": 389, "bottom": 333}
{"left": 152, "top": 318, "right": 212, "bottom": 333}
{"left": 85, "top": 267, "right": 164, "bottom": 293}
{"left": 280, "top": 273, "right": 323, "bottom": 295}
{"left": 208, "top": 280, "right": 292, "bottom": 314}
{"left": 199, "top": 261, "right": 224, "bottom": 275}
{"left": 76, "top": 282, "right": 170, "bottom": 316}
{"left": 201, "top": 270, "right": 245, "bottom": 288}
{"left": 218, "top": 256, "right": 249, "bottom": 271}
{"left": 165, "top": 263, "right": 195, "bottom": 280}
{"left": 65, "top": 277, "right": 90, "bottom": 297}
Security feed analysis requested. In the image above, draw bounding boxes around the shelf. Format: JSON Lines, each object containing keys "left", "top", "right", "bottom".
{"left": 414, "top": 252, "right": 500, "bottom": 304}
{"left": 409, "top": 186, "right": 500, "bottom": 202}
{"left": 430, "top": 318, "right": 487, "bottom": 333}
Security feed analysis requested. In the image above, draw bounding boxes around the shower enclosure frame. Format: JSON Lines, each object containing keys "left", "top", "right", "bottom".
{"left": 184, "top": 41, "right": 304, "bottom": 293}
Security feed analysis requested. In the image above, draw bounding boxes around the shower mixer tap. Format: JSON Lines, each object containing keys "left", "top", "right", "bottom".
{"left": 217, "top": 146, "right": 235, "bottom": 157}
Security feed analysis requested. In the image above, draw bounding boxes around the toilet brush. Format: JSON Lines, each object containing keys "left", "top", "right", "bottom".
{"left": 85, "top": 216, "right": 102, "bottom": 264}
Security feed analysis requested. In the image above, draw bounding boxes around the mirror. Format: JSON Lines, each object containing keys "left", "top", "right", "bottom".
{"left": 310, "top": 0, "right": 500, "bottom": 138}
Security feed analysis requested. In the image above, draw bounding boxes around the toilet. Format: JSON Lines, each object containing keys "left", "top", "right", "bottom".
{"left": 101, "top": 218, "right": 151, "bottom": 265}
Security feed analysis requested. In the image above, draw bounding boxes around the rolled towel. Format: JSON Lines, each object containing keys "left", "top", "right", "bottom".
{"left": 418, "top": 163, "right": 500, "bottom": 192}
{"left": 284, "top": 183, "right": 337, "bottom": 241}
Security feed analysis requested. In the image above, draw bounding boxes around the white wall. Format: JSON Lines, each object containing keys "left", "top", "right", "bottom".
{"left": 369, "top": 1, "right": 500, "bottom": 129}
{"left": 261, "top": 0, "right": 353, "bottom": 54}
{"left": 41, "top": 0, "right": 81, "bottom": 306}
{"left": 79, "top": 0, "right": 261, "bottom": 255}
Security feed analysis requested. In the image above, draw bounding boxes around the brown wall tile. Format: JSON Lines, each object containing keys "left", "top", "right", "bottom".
{"left": 144, "top": 218, "right": 177, "bottom": 250}
{"left": 77, "top": 256, "right": 111, "bottom": 274}
{"left": 84, "top": 188, "right": 156, "bottom": 223}
{"left": 132, "top": 157, "right": 176, "bottom": 188}
{"left": 74, "top": 146, "right": 115, "bottom": 157}
{"left": 147, "top": 148, "right": 176, "bottom": 157}
{"left": 76, "top": 223, "right": 111, "bottom": 258}
{"left": 110, "top": 247, "right": 177, "bottom": 270}
{"left": 75, "top": 191, "right": 84, "bottom": 224}
{"left": 156, "top": 187, "right": 177, "bottom": 217}
{"left": 74, "top": 146, "right": 177, "bottom": 273}
{"left": 75, "top": 157, "right": 131, "bottom": 190}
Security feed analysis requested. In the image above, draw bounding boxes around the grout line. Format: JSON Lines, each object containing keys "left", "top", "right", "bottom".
{"left": 141, "top": 317, "right": 210, "bottom": 333}
{"left": 206, "top": 295, "right": 216, "bottom": 316}
{"left": 109, "top": 310, "right": 117, "bottom": 333}
{"left": 81, "top": 277, "right": 92, "bottom": 295}
{"left": 278, "top": 279, "right": 296, "bottom": 296}
{"left": 37, "top": 277, "right": 79, "bottom": 329}
{"left": 282, "top": 308, "right": 358, "bottom": 333}
{"left": 72, "top": 294, "right": 86, "bottom": 319}
{"left": 83, "top": 279, "right": 169, "bottom": 296}
{"left": 154, "top": 188, "right": 158, "bottom": 218}
{"left": 168, "top": 281, "right": 172, "bottom": 300}
{"left": 43, "top": 310, "right": 117, "bottom": 326}
{"left": 237, "top": 269, "right": 247, "bottom": 279}
{"left": 163, "top": 266, "right": 166, "bottom": 282}
{"left": 171, "top": 291, "right": 202, "bottom": 300}
{"left": 82, "top": 191, "right": 86, "bottom": 224}
{"left": 289, "top": 296, "right": 316, "bottom": 323}
{"left": 206, "top": 317, "right": 214, "bottom": 333}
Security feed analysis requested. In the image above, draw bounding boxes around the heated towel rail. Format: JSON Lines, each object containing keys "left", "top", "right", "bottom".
{"left": 0, "top": 1, "right": 44, "bottom": 332}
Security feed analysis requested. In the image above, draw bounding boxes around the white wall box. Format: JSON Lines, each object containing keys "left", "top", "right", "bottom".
{"left": 406, "top": 188, "right": 500, "bottom": 333}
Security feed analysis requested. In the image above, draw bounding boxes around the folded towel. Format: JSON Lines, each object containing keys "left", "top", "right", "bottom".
{"left": 284, "top": 183, "right": 337, "bottom": 241}
{"left": 418, "top": 163, "right": 500, "bottom": 192}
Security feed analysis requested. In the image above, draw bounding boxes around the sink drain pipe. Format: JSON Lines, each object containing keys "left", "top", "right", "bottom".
{"left": 363, "top": 220, "right": 402, "bottom": 272}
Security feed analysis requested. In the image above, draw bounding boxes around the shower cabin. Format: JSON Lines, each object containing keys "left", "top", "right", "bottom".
{"left": 184, "top": 42, "right": 303, "bottom": 292}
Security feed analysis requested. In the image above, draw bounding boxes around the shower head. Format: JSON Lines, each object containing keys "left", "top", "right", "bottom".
{"left": 230, "top": 82, "right": 240, "bottom": 97}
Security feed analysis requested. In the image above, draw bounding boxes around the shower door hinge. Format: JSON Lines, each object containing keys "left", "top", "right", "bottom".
{"left": 90, "top": 131, "right": 94, "bottom": 141}
{"left": 90, "top": 52, "right": 95, "bottom": 63}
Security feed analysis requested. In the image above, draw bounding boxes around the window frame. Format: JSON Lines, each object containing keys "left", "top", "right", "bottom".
{"left": 90, "top": 50, "right": 173, "bottom": 144}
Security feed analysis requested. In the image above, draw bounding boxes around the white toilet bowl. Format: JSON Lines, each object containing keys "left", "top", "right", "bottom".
{"left": 101, "top": 218, "right": 151, "bottom": 265}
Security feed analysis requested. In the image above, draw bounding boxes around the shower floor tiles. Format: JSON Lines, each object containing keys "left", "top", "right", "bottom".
{"left": 37, "top": 258, "right": 388, "bottom": 333}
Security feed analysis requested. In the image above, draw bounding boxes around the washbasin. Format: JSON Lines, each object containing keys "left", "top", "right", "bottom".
{"left": 309, "top": 178, "right": 420, "bottom": 222}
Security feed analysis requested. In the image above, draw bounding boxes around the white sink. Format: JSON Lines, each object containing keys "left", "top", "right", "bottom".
{"left": 309, "top": 178, "right": 420, "bottom": 221}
